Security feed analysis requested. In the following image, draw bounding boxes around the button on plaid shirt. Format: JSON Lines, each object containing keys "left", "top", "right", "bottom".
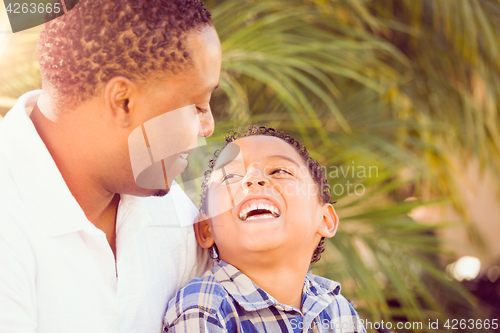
{"left": 163, "top": 261, "right": 365, "bottom": 332}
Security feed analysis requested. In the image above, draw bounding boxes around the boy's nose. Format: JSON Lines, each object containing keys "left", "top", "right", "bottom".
{"left": 243, "top": 172, "right": 270, "bottom": 189}
{"left": 245, "top": 180, "right": 267, "bottom": 187}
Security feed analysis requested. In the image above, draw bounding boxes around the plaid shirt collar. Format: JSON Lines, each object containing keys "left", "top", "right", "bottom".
{"left": 212, "top": 260, "right": 341, "bottom": 316}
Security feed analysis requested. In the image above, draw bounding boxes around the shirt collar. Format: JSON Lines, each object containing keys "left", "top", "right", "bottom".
{"left": 115, "top": 194, "right": 152, "bottom": 252}
{"left": 212, "top": 261, "right": 276, "bottom": 312}
{"left": 304, "top": 273, "right": 341, "bottom": 299}
{"left": 302, "top": 273, "right": 342, "bottom": 323}
{"left": 212, "top": 260, "right": 341, "bottom": 314}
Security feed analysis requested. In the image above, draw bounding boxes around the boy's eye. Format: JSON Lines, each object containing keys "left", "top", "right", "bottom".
{"left": 270, "top": 168, "right": 293, "bottom": 176}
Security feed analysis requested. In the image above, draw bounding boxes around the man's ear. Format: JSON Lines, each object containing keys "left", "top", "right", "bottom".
{"left": 193, "top": 213, "right": 215, "bottom": 249}
{"left": 317, "top": 203, "right": 338, "bottom": 238}
{"left": 104, "top": 76, "right": 136, "bottom": 128}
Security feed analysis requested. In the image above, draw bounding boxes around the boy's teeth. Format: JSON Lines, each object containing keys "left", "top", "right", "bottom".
{"left": 246, "top": 214, "right": 274, "bottom": 221}
{"left": 274, "top": 207, "right": 280, "bottom": 216}
{"left": 238, "top": 200, "right": 282, "bottom": 220}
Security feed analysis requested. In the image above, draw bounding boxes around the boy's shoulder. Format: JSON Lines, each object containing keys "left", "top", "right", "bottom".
{"left": 165, "top": 268, "right": 228, "bottom": 317}
{"left": 164, "top": 262, "right": 241, "bottom": 332}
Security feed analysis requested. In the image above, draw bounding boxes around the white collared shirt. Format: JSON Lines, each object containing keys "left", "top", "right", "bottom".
{"left": 0, "top": 91, "right": 210, "bottom": 333}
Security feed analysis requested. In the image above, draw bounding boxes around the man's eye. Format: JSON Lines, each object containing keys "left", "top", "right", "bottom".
{"left": 196, "top": 106, "right": 209, "bottom": 113}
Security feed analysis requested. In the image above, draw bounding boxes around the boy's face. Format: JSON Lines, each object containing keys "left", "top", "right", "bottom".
{"left": 195, "top": 136, "right": 338, "bottom": 266}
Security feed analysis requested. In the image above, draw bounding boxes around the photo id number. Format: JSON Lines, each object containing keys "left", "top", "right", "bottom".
{"left": 6, "top": 2, "right": 61, "bottom": 14}
{"left": 444, "top": 318, "right": 498, "bottom": 330}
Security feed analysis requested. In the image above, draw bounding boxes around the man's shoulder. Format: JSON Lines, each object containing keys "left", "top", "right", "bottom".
{"left": 0, "top": 152, "right": 26, "bottom": 228}
{"left": 0, "top": 153, "right": 36, "bottom": 268}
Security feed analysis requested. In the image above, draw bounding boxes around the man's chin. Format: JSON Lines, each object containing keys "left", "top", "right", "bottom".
{"left": 131, "top": 187, "right": 170, "bottom": 197}
{"left": 152, "top": 189, "right": 169, "bottom": 197}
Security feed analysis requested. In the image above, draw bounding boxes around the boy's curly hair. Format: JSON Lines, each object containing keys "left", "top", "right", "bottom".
{"left": 200, "top": 125, "right": 335, "bottom": 265}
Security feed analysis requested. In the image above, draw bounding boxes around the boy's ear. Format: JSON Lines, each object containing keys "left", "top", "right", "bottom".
{"left": 193, "top": 213, "right": 215, "bottom": 249}
{"left": 317, "top": 203, "right": 338, "bottom": 238}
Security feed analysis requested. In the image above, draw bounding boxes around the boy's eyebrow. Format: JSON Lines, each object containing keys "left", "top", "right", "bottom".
{"left": 267, "top": 155, "right": 301, "bottom": 167}
{"left": 216, "top": 156, "right": 244, "bottom": 171}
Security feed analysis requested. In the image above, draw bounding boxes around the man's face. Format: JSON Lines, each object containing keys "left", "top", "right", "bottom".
{"left": 120, "top": 25, "right": 221, "bottom": 196}
{"left": 204, "top": 136, "right": 333, "bottom": 264}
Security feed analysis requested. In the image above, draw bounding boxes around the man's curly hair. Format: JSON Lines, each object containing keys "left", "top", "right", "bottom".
{"left": 37, "top": 0, "right": 212, "bottom": 107}
{"left": 200, "top": 125, "right": 335, "bottom": 265}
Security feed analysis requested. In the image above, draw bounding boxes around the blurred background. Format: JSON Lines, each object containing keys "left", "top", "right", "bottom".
{"left": 1, "top": 0, "right": 499, "bottom": 332}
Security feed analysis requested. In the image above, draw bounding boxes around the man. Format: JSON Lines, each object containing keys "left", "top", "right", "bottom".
{"left": 0, "top": 1, "right": 221, "bottom": 332}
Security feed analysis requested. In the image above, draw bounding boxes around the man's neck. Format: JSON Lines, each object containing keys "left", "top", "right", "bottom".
{"left": 93, "top": 193, "right": 120, "bottom": 257}
{"left": 232, "top": 260, "right": 309, "bottom": 310}
{"left": 30, "top": 101, "right": 119, "bottom": 256}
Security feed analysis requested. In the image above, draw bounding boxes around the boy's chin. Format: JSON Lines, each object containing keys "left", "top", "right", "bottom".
{"left": 241, "top": 239, "right": 284, "bottom": 254}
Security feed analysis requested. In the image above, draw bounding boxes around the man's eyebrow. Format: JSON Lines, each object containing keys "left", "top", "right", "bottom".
{"left": 268, "top": 155, "right": 301, "bottom": 167}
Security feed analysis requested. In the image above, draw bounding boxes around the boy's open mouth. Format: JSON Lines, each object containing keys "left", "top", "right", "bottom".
{"left": 238, "top": 199, "right": 281, "bottom": 221}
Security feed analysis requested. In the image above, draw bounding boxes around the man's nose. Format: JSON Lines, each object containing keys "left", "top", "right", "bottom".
{"left": 198, "top": 105, "right": 215, "bottom": 138}
{"left": 242, "top": 171, "right": 270, "bottom": 189}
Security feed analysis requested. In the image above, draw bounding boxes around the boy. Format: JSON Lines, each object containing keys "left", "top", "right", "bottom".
{"left": 163, "top": 126, "right": 365, "bottom": 332}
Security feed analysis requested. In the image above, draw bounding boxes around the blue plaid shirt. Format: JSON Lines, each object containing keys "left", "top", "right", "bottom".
{"left": 163, "top": 261, "right": 365, "bottom": 332}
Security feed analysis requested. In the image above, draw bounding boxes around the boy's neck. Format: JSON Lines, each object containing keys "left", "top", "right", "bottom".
{"left": 234, "top": 261, "right": 310, "bottom": 310}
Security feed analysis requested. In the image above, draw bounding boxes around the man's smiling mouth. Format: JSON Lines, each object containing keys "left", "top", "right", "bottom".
{"left": 238, "top": 199, "right": 281, "bottom": 221}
